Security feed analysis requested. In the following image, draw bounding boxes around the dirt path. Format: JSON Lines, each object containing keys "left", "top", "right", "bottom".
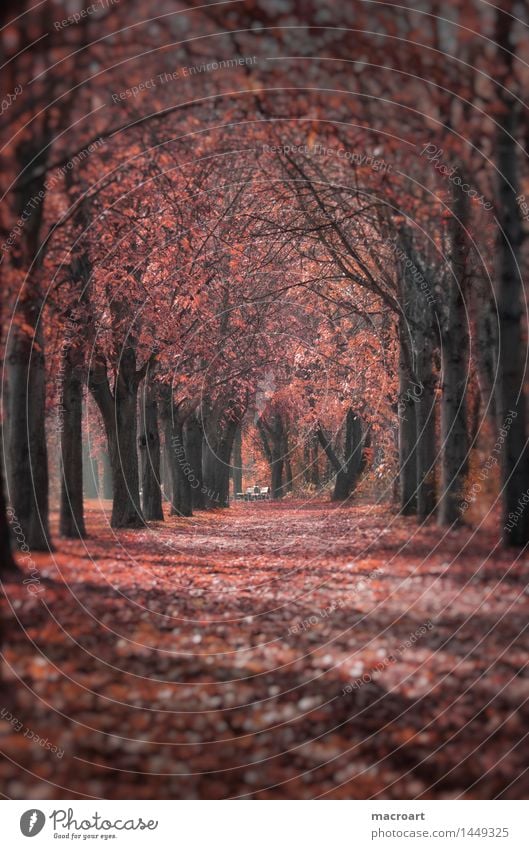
{"left": 1, "top": 500, "right": 528, "bottom": 799}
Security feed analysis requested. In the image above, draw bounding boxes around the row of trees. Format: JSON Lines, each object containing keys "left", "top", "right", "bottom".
{"left": 1, "top": 0, "right": 528, "bottom": 578}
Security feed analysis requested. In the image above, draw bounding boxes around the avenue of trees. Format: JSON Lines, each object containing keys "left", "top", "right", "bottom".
{"left": 2, "top": 0, "right": 529, "bottom": 575}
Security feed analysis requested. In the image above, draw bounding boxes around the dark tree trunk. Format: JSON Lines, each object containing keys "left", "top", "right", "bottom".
{"left": 162, "top": 442, "right": 173, "bottom": 505}
{"left": 257, "top": 413, "right": 285, "bottom": 498}
{"left": 333, "top": 468, "right": 352, "bottom": 501}
{"left": 107, "top": 397, "right": 143, "bottom": 528}
{"left": 415, "top": 332, "right": 437, "bottom": 519}
{"left": 202, "top": 437, "right": 220, "bottom": 508}
{"left": 7, "top": 303, "right": 51, "bottom": 551}
{"left": 303, "top": 440, "right": 311, "bottom": 484}
{"left": 396, "top": 230, "right": 438, "bottom": 518}
{"left": 139, "top": 382, "right": 164, "bottom": 521}
{"left": 0, "top": 425, "right": 17, "bottom": 576}
{"left": 310, "top": 435, "right": 320, "bottom": 487}
{"left": 89, "top": 353, "right": 144, "bottom": 529}
{"left": 232, "top": 423, "right": 243, "bottom": 496}
{"left": 495, "top": 82, "right": 529, "bottom": 545}
{"left": 271, "top": 456, "right": 284, "bottom": 498}
{"left": 283, "top": 431, "right": 293, "bottom": 493}
{"left": 398, "top": 331, "right": 418, "bottom": 515}
{"left": 172, "top": 422, "right": 193, "bottom": 517}
{"left": 159, "top": 397, "right": 193, "bottom": 517}
{"left": 317, "top": 409, "right": 364, "bottom": 502}
{"left": 59, "top": 356, "right": 86, "bottom": 538}
{"left": 5, "top": 126, "right": 53, "bottom": 552}
{"left": 0, "top": 283, "right": 17, "bottom": 573}
{"left": 285, "top": 456, "right": 293, "bottom": 493}
{"left": 185, "top": 413, "right": 205, "bottom": 509}
{"left": 335, "top": 410, "right": 363, "bottom": 501}
{"left": 203, "top": 413, "right": 238, "bottom": 507}
{"left": 473, "top": 281, "right": 498, "bottom": 427}
{"left": 0, "top": 490, "right": 16, "bottom": 576}
{"left": 438, "top": 185, "right": 470, "bottom": 525}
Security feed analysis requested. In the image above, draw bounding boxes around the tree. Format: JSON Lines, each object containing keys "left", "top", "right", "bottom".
{"left": 139, "top": 378, "right": 164, "bottom": 522}
{"left": 317, "top": 410, "right": 366, "bottom": 502}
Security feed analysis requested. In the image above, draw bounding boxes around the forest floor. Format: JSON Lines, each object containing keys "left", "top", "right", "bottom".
{"left": 1, "top": 499, "right": 528, "bottom": 799}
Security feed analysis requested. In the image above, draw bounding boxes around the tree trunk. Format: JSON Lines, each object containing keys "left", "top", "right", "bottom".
{"left": 232, "top": 423, "right": 243, "bottom": 496}
{"left": 139, "top": 382, "right": 164, "bottom": 521}
{"left": 396, "top": 230, "right": 437, "bottom": 518}
{"left": 398, "top": 334, "right": 418, "bottom": 515}
{"left": 203, "top": 413, "right": 238, "bottom": 507}
{"left": 162, "top": 442, "right": 173, "bottom": 505}
{"left": 271, "top": 456, "right": 284, "bottom": 498}
{"left": 89, "top": 353, "right": 144, "bottom": 528}
{"left": 495, "top": 90, "right": 529, "bottom": 545}
{"left": 310, "top": 435, "right": 320, "bottom": 487}
{"left": 171, "top": 422, "right": 193, "bottom": 517}
{"left": 185, "top": 413, "right": 205, "bottom": 509}
{"left": 7, "top": 303, "right": 51, "bottom": 551}
{"left": 59, "top": 356, "right": 86, "bottom": 538}
{"left": 316, "top": 410, "right": 364, "bottom": 502}
{"left": 0, "top": 285, "right": 17, "bottom": 572}
{"left": 283, "top": 430, "right": 293, "bottom": 493}
{"left": 107, "top": 394, "right": 143, "bottom": 528}
{"left": 473, "top": 280, "right": 499, "bottom": 427}
{"left": 333, "top": 410, "right": 363, "bottom": 501}
{"left": 257, "top": 413, "right": 285, "bottom": 498}
{"left": 303, "top": 441, "right": 311, "bottom": 484}
{"left": 438, "top": 185, "right": 469, "bottom": 525}
{"left": 0, "top": 424, "right": 17, "bottom": 576}
{"left": 5, "top": 126, "right": 52, "bottom": 552}
{"left": 415, "top": 332, "right": 437, "bottom": 519}
{"left": 159, "top": 398, "right": 193, "bottom": 517}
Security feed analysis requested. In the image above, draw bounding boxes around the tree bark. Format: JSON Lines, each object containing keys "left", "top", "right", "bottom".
{"left": 303, "top": 440, "right": 311, "bottom": 484}
{"left": 310, "top": 434, "right": 320, "bottom": 487}
{"left": 88, "top": 352, "right": 144, "bottom": 528}
{"left": 159, "top": 396, "right": 193, "bottom": 517}
{"left": 203, "top": 413, "right": 238, "bottom": 507}
{"left": 171, "top": 422, "right": 193, "bottom": 517}
{"left": 162, "top": 442, "right": 173, "bottom": 505}
{"left": 271, "top": 455, "right": 284, "bottom": 499}
{"left": 0, "top": 424, "right": 17, "bottom": 576}
{"left": 415, "top": 329, "right": 437, "bottom": 519}
{"left": 398, "top": 328, "right": 418, "bottom": 515}
{"left": 0, "top": 285, "right": 17, "bottom": 572}
{"left": 139, "top": 382, "right": 164, "bottom": 521}
{"left": 257, "top": 413, "right": 285, "bottom": 498}
{"left": 7, "top": 300, "right": 52, "bottom": 550}
{"left": 5, "top": 123, "right": 53, "bottom": 552}
{"left": 317, "top": 409, "right": 364, "bottom": 502}
{"left": 438, "top": 184, "right": 470, "bottom": 525}
{"left": 232, "top": 423, "right": 243, "bottom": 496}
{"left": 396, "top": 228, "right": 438, "bottom": 518}
{"left": 185, "top": 413, "right": 205, "bottom": 509}
{"left": 59, "top": 355, "right": 86, "bottom": 538}
{"left": 283, "top": 430, "right": 293, "bottom": 493}
{"left": 495, "top": 91, "right": 529, "bottom": 546}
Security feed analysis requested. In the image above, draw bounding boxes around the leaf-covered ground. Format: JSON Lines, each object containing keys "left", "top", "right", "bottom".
{"left": 1, "top": 500, "right": 528, "bottom": 799}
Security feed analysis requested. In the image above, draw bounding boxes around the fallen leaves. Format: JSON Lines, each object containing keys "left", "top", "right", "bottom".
{"left": 1, "top": 500, "right": 528, "bottom": 799}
